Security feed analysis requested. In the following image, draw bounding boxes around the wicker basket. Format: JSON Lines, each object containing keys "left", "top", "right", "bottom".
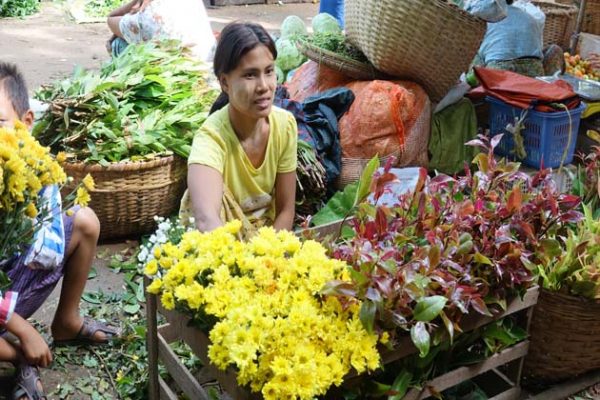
{"left": 582, "top": 0, "right": 600, "bottom": 36}
{"left": 297, "top": 40, "right": 389, "bottom": 81}
{"left": 532, "top": 0, "right": 578, "bottom": 49}
{"left": 63, "top": 155, "right": 187, "bottom": 240}
{"left": 524, "top": 289, "right": 600, "bottom": 383}
{"left": 344, "top": 0, "right": 486, "bottom": 102}
{"left": 336, "top": 151, "right": 401, "bottom": 189}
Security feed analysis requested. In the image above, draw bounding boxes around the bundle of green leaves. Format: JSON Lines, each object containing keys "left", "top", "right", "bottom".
{"left": 302, "top": 32, "right": 370, "bottom": 64}
{"left": 0, "top": 0, "right": 39, "bottom": 17}
{"left": 539, "top": 204, "right": 600, "bottom": 300}
{"left": 34, "top": 40, "right": 218, "bottom": 164}
{"left": 572, "top": 145, "right": 600, "bottom": 217}
{"left": 323, "top": 134, "right": 582, "bottom": 358}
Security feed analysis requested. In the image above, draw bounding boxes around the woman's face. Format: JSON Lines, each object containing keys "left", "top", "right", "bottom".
{"left": 220, "top": 44, "right": 277, "bottom": 120}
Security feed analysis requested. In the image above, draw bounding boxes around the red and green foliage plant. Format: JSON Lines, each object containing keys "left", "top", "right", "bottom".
{"left": 324, "top": 135, "right": 582, "bottom": 357}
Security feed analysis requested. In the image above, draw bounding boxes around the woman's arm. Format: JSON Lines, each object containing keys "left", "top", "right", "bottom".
{"left": 272, "top": 171, "right": 297, "bottom": 231}
{"left": 188, "top": 164, "right": 224, "bottom": 232}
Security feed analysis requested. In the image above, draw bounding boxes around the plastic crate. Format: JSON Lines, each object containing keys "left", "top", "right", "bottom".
{"left": 487, "top": 97, "right": 586, "bottom": 169}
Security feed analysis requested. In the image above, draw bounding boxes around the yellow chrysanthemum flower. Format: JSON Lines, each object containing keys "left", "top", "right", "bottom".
{"left": 25, "top": 202, "right": 38, "bottom": 218}
{"left": 143, "top": 220, "right": 382, "bottom": 399}
{"left": 82, "top": 174, "right": 95, "bottom": 191}
{"left": 74, "top": 186, "right": 91, "bottom": 207}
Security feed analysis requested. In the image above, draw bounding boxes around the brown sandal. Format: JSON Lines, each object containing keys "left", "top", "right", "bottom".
{"left": 53, "top": 318, "right": 120, "bottom": 347}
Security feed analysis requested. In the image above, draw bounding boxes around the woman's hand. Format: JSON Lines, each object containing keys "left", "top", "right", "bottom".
{"left": 273, "top": 171, "right": 296, "bottom": 231}
{"left": 188, "top": 164, "right": 224, "bottom": 232}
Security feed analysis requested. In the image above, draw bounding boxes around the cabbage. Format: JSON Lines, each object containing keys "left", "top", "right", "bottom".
{"left": 312, "top": 13, "right": 342, "bottom": 35}
{"left": 276, "top": 65, "right": 285, "bottom": 84}
{"left": 280, "top": 15, "right": 307, "bottom": 39}
{"left": 275, "top": 38, "right": 305, "bottom": 72}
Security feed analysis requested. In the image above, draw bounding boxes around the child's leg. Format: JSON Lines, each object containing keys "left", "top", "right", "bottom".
{"left": 50, "top": 207, "right": 105, "bottom": 342}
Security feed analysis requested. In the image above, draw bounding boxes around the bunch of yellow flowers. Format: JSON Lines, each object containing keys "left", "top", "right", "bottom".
{"left": 0, "top": 121, "right": 92, "bottom": 260}
{"left": 145, "top": 220, "right": 382, "bottom": 399}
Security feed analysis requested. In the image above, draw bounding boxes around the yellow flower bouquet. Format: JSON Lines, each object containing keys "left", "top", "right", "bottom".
{"left": 0, "top": 121, "right": 92, "bottom": 265}
{"left": 144, "top": 220, "right": 382, "bottom": 400}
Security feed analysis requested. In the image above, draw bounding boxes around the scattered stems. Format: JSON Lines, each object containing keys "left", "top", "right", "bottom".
{"left": 90, "top": 346, "right": 121, "bottom": 399}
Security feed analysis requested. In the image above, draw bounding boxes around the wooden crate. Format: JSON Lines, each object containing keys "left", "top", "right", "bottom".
{"left": 146, "top": 280, "right": 538, "bottom": 399}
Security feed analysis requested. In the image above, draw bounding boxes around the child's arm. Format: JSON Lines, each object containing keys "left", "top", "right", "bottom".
{"left": 0, "top": 292, "right": 52, "bottom": 367}
{"left": 5, "top": 313, "right": 52, "bottom": 367}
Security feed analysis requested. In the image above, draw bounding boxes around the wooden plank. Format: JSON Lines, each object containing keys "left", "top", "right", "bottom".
{"left": 382, "top": 287, "right": 539, "bottom": 364}
{"left": 529, "top": 369, "right": 600, "bottom": 400}
{"left": 158, "top": 323, "right": 179, "bottom": 344}
{"left": 404, "top": 341, "right": 529, "bottom": 400}
{"left": 158, "top": 377, "right": 178, "bottom": 400}
{"left": 158, "top": 333, "right": 210, "bottom": 400}
{"left": 159, "top": 305, "right": 259, "bottom": 399}
{"left": 488, "top": 387, "right": 521, "bottom": 400}
{"left": 145, "top": 276, "right": 161, "bottom": 400}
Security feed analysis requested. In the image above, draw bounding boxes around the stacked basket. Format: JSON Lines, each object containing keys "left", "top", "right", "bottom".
{"left": 533, "top": 0, "right": 578, "bottom": 49}
{"left": 63, "top": 156, "right": 187, "bottom": 240}
{"left": 344, "top": 0, "right": 486, "bottom": 101}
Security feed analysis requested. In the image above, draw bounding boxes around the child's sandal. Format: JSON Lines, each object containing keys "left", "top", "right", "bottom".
{"left": 11, "top": 365, "right": 47, "bottom": 400}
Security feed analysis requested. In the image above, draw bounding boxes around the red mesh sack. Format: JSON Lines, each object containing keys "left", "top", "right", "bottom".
{"left": 286, "top": 61, "right": 352, "bottom": 102}
{"left": 337, "top": 80, "right": 431, "bottom": 187}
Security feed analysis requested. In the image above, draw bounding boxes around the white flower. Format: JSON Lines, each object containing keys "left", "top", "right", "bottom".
{"left": 156, "top": 230, "right": 167, "bottom": 244}
{"left": 137, "top": 247, "right": 149, "bottom": 262}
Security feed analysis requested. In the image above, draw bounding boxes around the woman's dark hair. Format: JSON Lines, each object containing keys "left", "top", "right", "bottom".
{"left": 210, "top": 22, "right": 277, "bottom": 114}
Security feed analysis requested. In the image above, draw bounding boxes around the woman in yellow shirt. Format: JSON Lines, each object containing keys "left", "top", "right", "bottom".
{"left": 184, "top": 22, "right": 298, "bottom": 232}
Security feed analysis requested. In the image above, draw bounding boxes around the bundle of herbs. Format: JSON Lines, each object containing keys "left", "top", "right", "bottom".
{"left": 34, "top": 40, "right": 218, "bottom": 165}
{"left": 296, "top": 139, "right": 327, "bottom": 221}
{"left": 302, "top": 32, "right": 370, "bottom": 64}
{"left": 572, "top": 145, "right": 600, "bottom": 217}
{"left": 539, "top": 204, "right": 600, "bottom": 299}
{"left": 323, "top": 135, "right": 582, "bottom": 359}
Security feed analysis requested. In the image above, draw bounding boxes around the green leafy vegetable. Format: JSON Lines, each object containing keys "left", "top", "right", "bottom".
{"left": 34, "top": 40, "right": 218, "bottom": 163}
{"left": 312, "top": 12, "right": 342, "bottom": 35}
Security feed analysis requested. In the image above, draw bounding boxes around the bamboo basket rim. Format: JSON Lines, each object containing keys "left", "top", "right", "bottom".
{"left": 533, "top": 0, "right": 578, "bottom": 13}
{"left": 297, "top": 39, "right": 389, "bottom": 81}
{"left": 539, "top": 286, "right": 600, "bottom": 305}
{"left": 62, "top": 154, "right": 180, "bottom": 173}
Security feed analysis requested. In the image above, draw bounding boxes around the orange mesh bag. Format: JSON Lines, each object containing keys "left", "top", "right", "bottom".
{"left": 337, "top": 80, "right": 431, "bottom": 188}
{"left": 286, "top": 61, "right": 352, "bottom": 102}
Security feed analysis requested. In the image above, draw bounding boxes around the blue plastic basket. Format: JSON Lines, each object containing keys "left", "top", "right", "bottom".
{"left": 487, "top": 96, "right": 586, "bottom": 169}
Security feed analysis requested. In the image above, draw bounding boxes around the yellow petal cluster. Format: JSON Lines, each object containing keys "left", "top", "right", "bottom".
{"left": 0, "top": 122, "right": 67, "bottom": 213}
{"left": 145, "top": 220, "right": 381, "bottom": 399}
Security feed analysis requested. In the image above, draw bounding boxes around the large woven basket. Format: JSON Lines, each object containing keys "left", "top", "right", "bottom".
{"left": 344, "top": 0, "right": 486, "bottom": 102}
{"left": 582, "top": 0, "right": 600, "bottom": 36}
{"left": 524, "top": 289, "right": 600, "bottom": 383}
{"left": 557, "top": 0, "right": 600, "bottom": 36}
{"left": 533, "top": 0, "right": 578, "bottom": 49}
{"left": 297, "top": 40, "right": 389, "bottom": 81}
{"left": 63, "top": 155, "right": 187, "bottom": 240}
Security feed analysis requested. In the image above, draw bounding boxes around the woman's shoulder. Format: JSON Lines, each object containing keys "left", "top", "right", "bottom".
{"left": 270, "top": 106, "right": 297, "bottom": 133}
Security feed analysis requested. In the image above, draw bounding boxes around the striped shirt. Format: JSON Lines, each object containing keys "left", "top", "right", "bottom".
{"left": 0, "top": 291, "right": 18, "bottom": 325}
